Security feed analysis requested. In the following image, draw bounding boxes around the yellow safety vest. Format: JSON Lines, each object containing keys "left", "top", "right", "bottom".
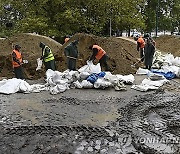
{"left": 43, "top": 46, "right": 54, "bottom": 62}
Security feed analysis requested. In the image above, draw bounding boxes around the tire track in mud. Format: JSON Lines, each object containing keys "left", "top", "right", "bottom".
{"left": 118, "top": 92, "right": 180, "bottom": 153}
{"left": 0, "top": 92, "right": 180, "bottom": 153}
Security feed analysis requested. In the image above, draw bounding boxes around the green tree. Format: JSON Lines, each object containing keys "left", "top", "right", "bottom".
{"left": 0, "top": 0, "right": 146, "bottom": 38}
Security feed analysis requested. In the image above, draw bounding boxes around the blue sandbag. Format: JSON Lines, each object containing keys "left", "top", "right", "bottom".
{"left": 98, "top": 72, "right": 106, "bottom": 77}
{"left": 87, "top": 72, "right": 106, "bottom": 84}
{"left": 87, "top": 73, "right": 98, "bottom": 84}
{"left": 164, "top": 72, "right": 176, "bottom": 80}
{"left": 152, "top": 70, "right": 176, "bottom": 80}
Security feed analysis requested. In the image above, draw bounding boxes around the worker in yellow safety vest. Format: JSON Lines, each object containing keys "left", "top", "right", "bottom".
{"left": 39, "top": 42, "right": 56, "bottom": 71}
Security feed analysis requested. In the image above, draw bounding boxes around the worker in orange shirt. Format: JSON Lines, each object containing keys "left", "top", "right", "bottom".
{"left": 89, "top": 44, "right": 109, "bottom": 71}
{"left": 12, "top": 44, "right": 24, "bottom": 79}
{"left": 137, "top": 35, "right": 145, "bottom": 62}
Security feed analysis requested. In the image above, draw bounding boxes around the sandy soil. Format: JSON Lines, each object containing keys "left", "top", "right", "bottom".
{"left": 155, "top": 35, "right": 180, "bottom": 57}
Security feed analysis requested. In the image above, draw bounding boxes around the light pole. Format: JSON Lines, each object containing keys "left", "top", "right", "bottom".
{"left": 155, "top": 0, "right": 160, "bottom": 37}
{"left": 110, "top": 18, "right": 112, "bottom": 37}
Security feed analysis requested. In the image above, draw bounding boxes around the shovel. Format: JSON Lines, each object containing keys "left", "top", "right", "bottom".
{"left": 67, "top": 56, "right": 83, "bottom": 61}
{"left": 131, "top": 56, "right": 145, "bottom": 68}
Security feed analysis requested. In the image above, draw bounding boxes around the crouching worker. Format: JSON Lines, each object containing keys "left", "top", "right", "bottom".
{"left": 12, "top": 44, "right": 24, "bottom": 79}
{"left": 39, "top": 42, "right": 56, "bottom": 71}
{"left": 89, "top": 44, "right": 109, "bottom": 71}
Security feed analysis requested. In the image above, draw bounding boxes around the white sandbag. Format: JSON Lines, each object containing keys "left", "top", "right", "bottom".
{"left": 62, "top": 70, "right": 79, "bottom": 82}
{"left": 46, "top": 69, "right": 56, "bottom": 80}
{"left": 78, "top": 61, "right": 101, "bottom": 74}
{"left": 172, "top": 57, "right": 180, "bottom": 67}
{"left": 163, "top": 53, "right": 174, "bottom": 66}
{"left": 136, "top": 68, "right": 150, "bottom": 75}
{"left": 131, "top": 78, "right": 168, "bottom": 92}
{"left": 51, "top": 72, "right": 64, "bottom": 84}
{"left": 104, "top": 72, "right": 118, "bottom": 84}
{"left": 116, "top": 74, "right": 135, "bottom": 84}
{"left": 131, "top": 84, "right": 159, "bottom": 92}
{"left": 19, "top": 80, "right": 32, "bottom": 92}
{"left": 0, "top": 79, "right": 7, "bottom": 87}
{"left": 79, "top": 72, "right": 90, "bottom": 80}
{"left": 30, "top": 84, "right": 48, "bottom": 93}
{"left": 142, "top": 78, "right": 168, "bottom": 87}
{"left": 0, "top": 78, "right": 30, "bottom": 94}
{"left": 88, "top": 61, "right": 101, "bottom": 74}
{"left": 152, "top": 51, "right": 165, "bottom": 68}
{"left": 80, "top": 80, "right": 93, "bottom": 88}
{"left": 50, "top": 84, "right": 69, "bottom": 95}
{"left": 36, "top": 58, "right": 43, "bottom": 71}
{"left": 161, "top": 65, "right": 180, "bottom": 76}
{"left": 78, "top": 65, "right": 90, "bottom": 73}
{"left": 73, "top": 81, "right": 83, "bottom": 89}
{"left": 177, "top": 68, "right": 180, "bottom": 78}
{"left": 94, "top": 78, "right": 112, "bottom": 89}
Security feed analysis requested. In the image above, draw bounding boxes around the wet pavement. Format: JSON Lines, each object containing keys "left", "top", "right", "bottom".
{"left": 0, "top": 76, "right": 180, "bottom": 154}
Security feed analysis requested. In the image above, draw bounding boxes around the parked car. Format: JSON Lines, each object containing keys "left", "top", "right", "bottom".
{"left": 131, "top": 32, "right": 140, "bottom": 37}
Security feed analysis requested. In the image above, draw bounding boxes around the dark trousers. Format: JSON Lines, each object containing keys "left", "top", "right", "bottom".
{"left": 44, "top": 60, "right": 56, "bottom": 71}
{"left": 67, "top": 58, "right": 76, "bottom": 71}
{"left": 14, "top": 66, "right": 24, "bottom": 79}
{"left": 140, "top": 48, "right": 144, "bottom": 62}
{"left": 99, "top": 54, "right": 109, "bottom": 71}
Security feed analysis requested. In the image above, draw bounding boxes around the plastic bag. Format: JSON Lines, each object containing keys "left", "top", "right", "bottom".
{"left": 36, "top": 58, "right": 43, "bottom": 71}
{"left": 94, "top": 78, "right": 112, "bottom": 89}
{"left": 78, "top": 60, "right": 101, "bottom": 74}
{"left": 81, "top": 80, "right": 93, "bottom": 88}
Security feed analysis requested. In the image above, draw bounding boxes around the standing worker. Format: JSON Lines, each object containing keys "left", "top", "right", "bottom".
{"left": 144, "top": 37, "right": 156, "bottom": 70}
{"left": 64, "top": 40, "right": 79, "bottom": 71}
{"left": 12, "top": 44, "right": 24, "bottom": 79}
{"left": 39, "top": 42, "right": 56, "bottom": 71}
{"left": 89, "top": 44, "right": 109, "bottom": 71}
{"left": 137, "top": 35, "right": 145, "bottom": 62}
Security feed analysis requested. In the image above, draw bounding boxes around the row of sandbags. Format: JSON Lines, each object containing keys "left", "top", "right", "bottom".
{"left": 131, "top": 51, "right": 180, "bottom": 92}
{"left": 152, "top": 51, "right": 180, "bottom": 78}
{"left": 46, "top": 61, "right": 134, "bottom": 94}
{"left": 0, "top": 61, "right": 135, "bottom": 94}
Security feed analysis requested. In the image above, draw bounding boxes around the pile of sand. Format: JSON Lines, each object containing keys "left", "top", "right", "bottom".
{"left": 155, "top": 35, "right": 180, "bottom": 57}
{"left": 3, "top": 33, "right": 179, "bottom": 80}
{"left": 0, "top": 33, "right": 62, "bottom": 79}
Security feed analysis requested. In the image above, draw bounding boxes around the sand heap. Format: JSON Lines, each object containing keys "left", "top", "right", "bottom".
{"left": 58, "top": 33, "right": 139, "bottom": 74}
{"left": 0, "top": 33, "right": 62, "bottom": 79}
{"left": 155, "top": 35, "right": 180, "bottom": 57}
{"left": 0, "top": 33, "right": 142, "bottom": 79}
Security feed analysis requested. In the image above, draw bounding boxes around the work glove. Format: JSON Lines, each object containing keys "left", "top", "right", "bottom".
{"left": 23, "top": 60, "right": 28, "bottom": 64}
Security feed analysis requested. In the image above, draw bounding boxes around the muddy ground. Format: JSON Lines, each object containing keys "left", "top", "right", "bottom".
{"left": 0, "top": 75, "right": 180, "bottom": 154}
{"left": 0, "top": 34, "right": 180, "bottom": 153}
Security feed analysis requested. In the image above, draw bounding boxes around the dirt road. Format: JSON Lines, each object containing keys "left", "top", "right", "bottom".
{"left": 0, "top": 75, "right": 180, "bottom": 154}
